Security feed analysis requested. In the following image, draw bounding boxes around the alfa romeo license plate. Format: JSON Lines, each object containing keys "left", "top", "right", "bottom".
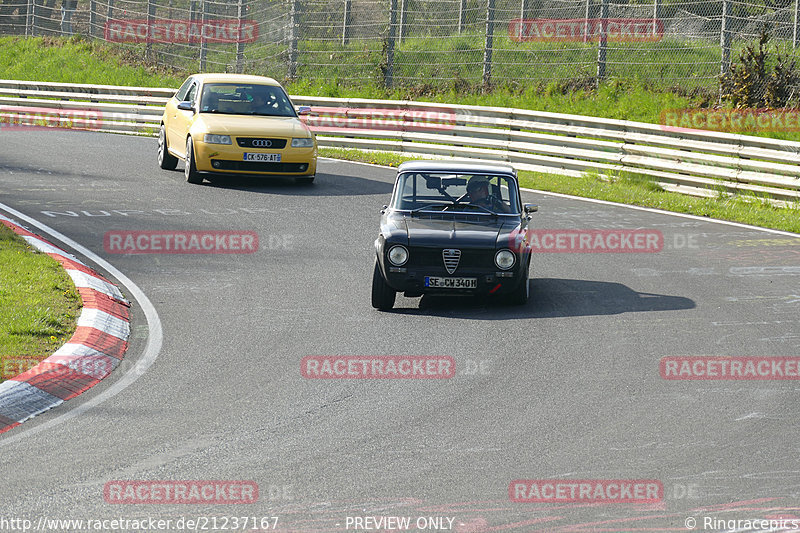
{"left": 243, "top": 153, "right": 281, "bottom": 162}
{"left": 425, "top": 277, "right": 477, "bottom": 289}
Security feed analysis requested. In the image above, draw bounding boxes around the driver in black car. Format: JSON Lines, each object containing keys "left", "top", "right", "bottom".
{"left": 466, "top": 175, "right": 510, "bottom": 213}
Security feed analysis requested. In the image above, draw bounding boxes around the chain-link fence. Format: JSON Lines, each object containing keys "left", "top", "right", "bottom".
{"left": 1, "top": 0, "right": 799, "bottom": 90}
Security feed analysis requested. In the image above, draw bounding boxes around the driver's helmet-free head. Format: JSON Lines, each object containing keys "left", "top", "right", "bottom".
{"left": 467, "top": 175, "right": 490, "bottom": 193}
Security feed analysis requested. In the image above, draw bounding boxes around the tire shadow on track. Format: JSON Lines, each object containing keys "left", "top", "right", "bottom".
{"left": 388, "top": 278, "right": 695, "bottom": 319}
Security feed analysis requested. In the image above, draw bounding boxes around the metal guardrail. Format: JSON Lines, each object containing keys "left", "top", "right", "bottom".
{"left": 0, "top": 79, "right": 798, "bottom": 205}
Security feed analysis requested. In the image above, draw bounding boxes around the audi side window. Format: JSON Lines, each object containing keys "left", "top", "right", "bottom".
{"left": 184, "top": 83, "right": 198, "bottom": 105}
{"left": 175, "top": 78, "right": 193, "bottom": 102}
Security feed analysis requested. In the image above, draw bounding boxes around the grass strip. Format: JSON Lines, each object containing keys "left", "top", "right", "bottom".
{"left": 0, "top": 224, "right": 81, "bottom": 383}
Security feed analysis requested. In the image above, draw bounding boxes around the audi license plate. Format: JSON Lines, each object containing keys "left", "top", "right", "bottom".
{"left": 425, "top": 276, "right": 477, "bottom": 289}
{"left": 243, "top": 153, "right": 281, "bottom": 162}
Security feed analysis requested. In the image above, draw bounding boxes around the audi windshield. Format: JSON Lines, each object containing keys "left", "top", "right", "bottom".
{"left": 198, "top": 83, "right": 297, "bottom": 117}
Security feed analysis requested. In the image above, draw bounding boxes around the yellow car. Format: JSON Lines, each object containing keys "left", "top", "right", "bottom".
{"left": 158, "top": 73, "right": 318, "bottom": 185}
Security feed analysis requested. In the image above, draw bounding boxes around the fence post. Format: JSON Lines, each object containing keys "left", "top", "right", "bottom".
{"left": 398, "top": 0, "right": 406, "bottom": 42}
{"left": 596, "top": 0, "right": 607, "bottom": 83}
{"left": 288, "top": 0, "right": 299, "bottom": 79}
{"left": 652, "top": 0, "right": 660, "bottom": 37}
{"left": 26, "top": 0, "right": 34, "bottom": 36}
{"left": 385, "top": 0, "right": 397, "bottom": 87}
{"left": 583, "top": 0, "right": 589, "bottom": 43}
{"left": 146, "top": 0, "right": 155, "bottom": 60}
{"left": 89, "top": 0, "right": 95, "bottom": 37}
{"left": 720, "top": 0, "right": 731, "bottom": 76}
{"left": 107, "top": 0, "right": 114, "bottom": 24}
{"left": 342, "top": 0, "right": 351, "bottom": 45}
{"left": 482, "top": 0, "right": 494, "bottom": 87}
{"left": 793, "top": 0, "right": 798, "bottom": 49}
{"left": 458, "top": 0, "right": 466, "bottom": 33}
{"left": 200, "top": 0, "right": 208, "bottom": 71}
{"left": 236, "top": 0, "right": 246, "bottom": 73}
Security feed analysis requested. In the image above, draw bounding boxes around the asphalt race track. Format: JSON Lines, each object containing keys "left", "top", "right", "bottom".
{"left": 1, "top": 128, "right": 800, "bottom": 532}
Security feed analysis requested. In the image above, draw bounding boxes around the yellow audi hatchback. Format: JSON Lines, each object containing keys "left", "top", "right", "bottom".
{"left": 158, "top": 73, "right": 318, "bottom": 184}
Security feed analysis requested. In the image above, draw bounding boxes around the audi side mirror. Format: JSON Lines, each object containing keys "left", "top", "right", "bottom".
{"left": 524, "top": 204, "right": 538, "bottom": 214}
{"left": 297, "top": 106, "right": 311, "bottom": 115}
{"left": 177, "top": 101, "right": 195, "bottom": 112}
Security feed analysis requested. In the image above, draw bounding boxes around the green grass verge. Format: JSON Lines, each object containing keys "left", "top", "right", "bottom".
{"left": 320, "top": 147, "right": 800, "bottom": 233}
{"left": 0, "top": 224, "right": 81, "bottom": 383}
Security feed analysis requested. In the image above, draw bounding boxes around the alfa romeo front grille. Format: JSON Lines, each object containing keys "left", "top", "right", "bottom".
{"left": 442, "top": 249, "right": 461, "bottom": 274}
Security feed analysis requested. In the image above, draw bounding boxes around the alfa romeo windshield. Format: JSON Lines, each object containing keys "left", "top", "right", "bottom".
{"left": 391, "top": 172, "right": 520, "bottom": 214}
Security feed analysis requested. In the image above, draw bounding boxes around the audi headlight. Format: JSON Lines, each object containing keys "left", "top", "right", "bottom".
{"left": 204, "top": 134, "right": 231, "bottom": 145}
{"left": 291, "top": 137, "right": 314, "bottom": 148}
{"left": 495, "top": 249, "right": 516, "bottom": 270}
{"left": 387, "top": 245, "right": 409, "bottom": 266}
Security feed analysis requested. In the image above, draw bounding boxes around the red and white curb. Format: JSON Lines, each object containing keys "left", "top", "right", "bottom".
{"left": 0, "top": 214, "right": 130, "bottom": 434}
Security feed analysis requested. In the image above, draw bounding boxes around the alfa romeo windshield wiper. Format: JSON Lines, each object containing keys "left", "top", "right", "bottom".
{"left": 409, "top": 203, "right": 452, "bottom": 216}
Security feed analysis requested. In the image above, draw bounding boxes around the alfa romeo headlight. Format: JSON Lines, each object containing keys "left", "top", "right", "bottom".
{"left": 291, "top": 137, "right": 314, "bottom": 148}
{"left": 495, "top": 249, "right": 516, "bottom": 270}
{"left": 387, "top": 245, "right": 409, "bottom": 266}
{"left": 204, "top": 134, "right": 231, "bottom": 145}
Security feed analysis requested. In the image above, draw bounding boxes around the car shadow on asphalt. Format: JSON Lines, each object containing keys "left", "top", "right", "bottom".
{"left": 390, "top": 277, "right": 696, "bottom": 319}
{"left": 198, "top": 171, "right": 394, "bottom": 196}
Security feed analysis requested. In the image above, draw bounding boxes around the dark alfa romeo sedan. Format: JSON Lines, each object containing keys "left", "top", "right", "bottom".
{"left": 371, "top": 160, "right": 538, "bottom": 310}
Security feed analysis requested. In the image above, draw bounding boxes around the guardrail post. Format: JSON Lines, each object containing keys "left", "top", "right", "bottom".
{"left": 720, "top": 0, "right": 731, "bottom": 76}
{"left": 596, "top": 0, "right": 607, "bottom": 83}
{"left": 199, "top": 0, "right": 208, "bottom": 71}
{"left": 458, "top": 0, "right": 466, "bottom": 33}
{"left": 385, "top": 0, "right": 397, "bottom": 88}
{"left": 288, "top": 0, "right": 299, "bottom": 80}
{"left": 342, "top": 0, "right": 351, "bottom": 45}
{"left": 236, "top": 0, "right": 246, "bottom": 73}
{"left": 482, "top": 0, "right": 494, "bottom": 87}
{"left": 793, "top": 0, "right": 799, "bottom": 49}
{"left": 106, "top": 0, "right": 114, "bottom": 24}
